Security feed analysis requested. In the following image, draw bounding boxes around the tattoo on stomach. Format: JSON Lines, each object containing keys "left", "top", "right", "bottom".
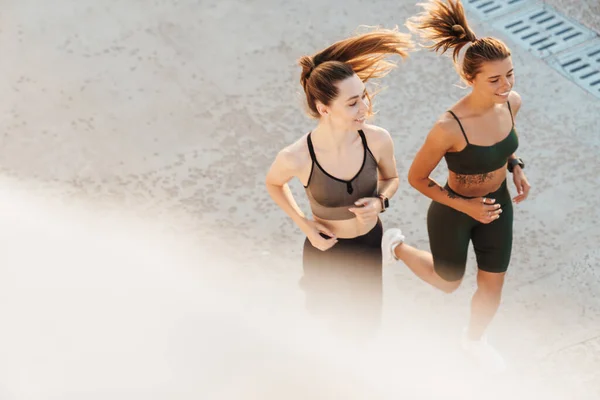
{"left": 455, "top": 172, "right": 494, "bottom": 187}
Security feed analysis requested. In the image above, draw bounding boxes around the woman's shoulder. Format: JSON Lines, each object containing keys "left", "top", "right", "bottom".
{"left": 415, "top": 112, "right": 467, "bottom": 154}
{"left": 432, "top": 112, "right": 465, "bottom": 140}
{"left": 361, "top": 124, "right": 392, "bottom": 147}
{"left": 508, "top": 91, "right": 522, "bottom": 115}
{"left": 275, "top": 132, "right": 312, "bottom": 171}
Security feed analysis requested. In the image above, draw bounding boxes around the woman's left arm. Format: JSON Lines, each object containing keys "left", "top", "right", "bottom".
{"left": 373, "top": 127, "right": 400, "bottom": 202}
{"left": 507, "top": 91, "right": 531, "bottom": 204}
{"left": 349, "top": 126, "right": 399, "bottom": 221}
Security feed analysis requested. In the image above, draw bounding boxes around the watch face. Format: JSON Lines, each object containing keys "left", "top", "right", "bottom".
{"left": 508, "top": 158, "right": 523, "bottom": 172}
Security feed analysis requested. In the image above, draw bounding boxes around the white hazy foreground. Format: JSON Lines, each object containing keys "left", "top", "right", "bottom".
{"left": 0, "top": 178, "right": 581, "bottom": 400}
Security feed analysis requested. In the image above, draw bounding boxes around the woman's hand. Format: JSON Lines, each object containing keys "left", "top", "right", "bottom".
{"left": 301, "top": 219, "right": 338, "bottom": 251}
{"left": 512, "top": 168, "right": 531, "bottom": 204}
{"left": 348, "top": 197, "right": 382, "bottom": 225}
{"left": 462, "top": 197, "right": 503, "bottom": 224}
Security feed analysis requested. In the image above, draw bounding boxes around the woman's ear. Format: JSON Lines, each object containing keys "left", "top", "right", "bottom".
{"left": 316, "top": 102, "right": 329, "bottom": 117}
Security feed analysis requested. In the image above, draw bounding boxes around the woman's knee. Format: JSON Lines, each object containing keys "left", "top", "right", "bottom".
{"left": 432, "top": 263, "right": 463, "bottom": 293}
{"left": 434, "top": 261, "right": 466, "bottom": 287}
{"left": 439, "top": 279, "right": 461, "bottom": 293}
{"left": 476, "top": 270, "right": 505, "bottom": 296}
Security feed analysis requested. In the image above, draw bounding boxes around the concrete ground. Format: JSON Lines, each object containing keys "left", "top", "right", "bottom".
{"left": 1, "top": 0, "right": 600, "bottom": 399}
{"left": 543, "top": 0, "right": 600, "bottom": 32}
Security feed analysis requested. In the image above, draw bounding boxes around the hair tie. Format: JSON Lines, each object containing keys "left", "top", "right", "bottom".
{"left": 452, "top": 24, "right": 466, "bottom": 39}
{"left": 306, "top": 67, "right": 314, "bottom": 80}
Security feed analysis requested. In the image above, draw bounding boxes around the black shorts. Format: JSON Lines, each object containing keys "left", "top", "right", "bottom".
{"left": 300, "top": 219, "right": 383, "bottom": 339}
{"left": 427, "top": 180, "right": 513, "bottom": 282}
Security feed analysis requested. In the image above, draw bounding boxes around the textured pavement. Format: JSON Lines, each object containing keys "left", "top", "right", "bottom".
{"left": 1, "top": 0, "right": 600, "bottom": 398}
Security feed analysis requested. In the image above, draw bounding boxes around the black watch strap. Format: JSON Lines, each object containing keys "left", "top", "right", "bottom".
{"left": 507, "top": 157, "right": 525, "bottom": 173}
{"left": 378, "top": 194, "right": 389, "bottom": 212}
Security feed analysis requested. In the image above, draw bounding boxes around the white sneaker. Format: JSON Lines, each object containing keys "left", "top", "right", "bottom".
{"left": 381, "top": 228, "right": 405, "bottom": 265}
{"left": 461, "top": 329, "right": 506, "bottom": 373}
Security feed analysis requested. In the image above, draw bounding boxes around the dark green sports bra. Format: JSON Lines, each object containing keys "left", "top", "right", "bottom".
{"left": 444, "top": 101, "right": 519, "bottom": 175}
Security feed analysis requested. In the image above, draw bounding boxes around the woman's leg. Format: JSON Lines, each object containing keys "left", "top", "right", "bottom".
{"left": 468, "top": 270, "right": 506, "bottom": 340}
{"left": 393, "top": 243, "right": 461, "bottom": 293}
{"left": 461, "top": 269, "right": 507, "bottom": 371}
{"left": 300, "top": 220, "right": 383, "bottom": 340}
{"left": 458, "top": 182, "right": 513, "bottom": 371}
{"left": 469, "top": 181, "right": 513, "bottom": 340}
{"left": 386, "top": 200, "right": 474, "bottom": 293}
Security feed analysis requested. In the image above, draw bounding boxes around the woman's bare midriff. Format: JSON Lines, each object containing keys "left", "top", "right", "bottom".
{"left": 448, "top": 164, "right": 508, "bottom": 197}
{"left": 313, "top": 215, "right": 378, "bottom": 239}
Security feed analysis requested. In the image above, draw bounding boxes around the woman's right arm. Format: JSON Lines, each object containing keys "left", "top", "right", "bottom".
{"left": 407, "top": 121, "right": 501, "bottom": 223}
{"left": 265, "top": 147, "right": 338, "bottom": 250}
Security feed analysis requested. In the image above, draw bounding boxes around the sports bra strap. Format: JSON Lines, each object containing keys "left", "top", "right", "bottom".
{"left": 306, "top": 132, "right": 317, "bottom": 162}
{"left": 507, "top": 101, "right": 515, "bottom": 127}
{"left": 447, "top": 110, "right": 470, "bottom": 145}
{"left": 358, "top": 129, "right": 367, "bottom": 147}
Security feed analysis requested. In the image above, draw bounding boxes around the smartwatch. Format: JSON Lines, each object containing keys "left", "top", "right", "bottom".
{"left": 378, "top": 194, "right": 389, "bottom": 213}
{"left": 507, "top": 157, "right": 525, "bottom": 173}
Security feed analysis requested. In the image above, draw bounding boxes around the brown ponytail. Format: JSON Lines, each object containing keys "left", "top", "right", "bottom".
{"left": 299, "top": 27, "right": 413, "bottom": 118}
{"left": 407, "top": 0, "right": 511, "bottom": 82}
